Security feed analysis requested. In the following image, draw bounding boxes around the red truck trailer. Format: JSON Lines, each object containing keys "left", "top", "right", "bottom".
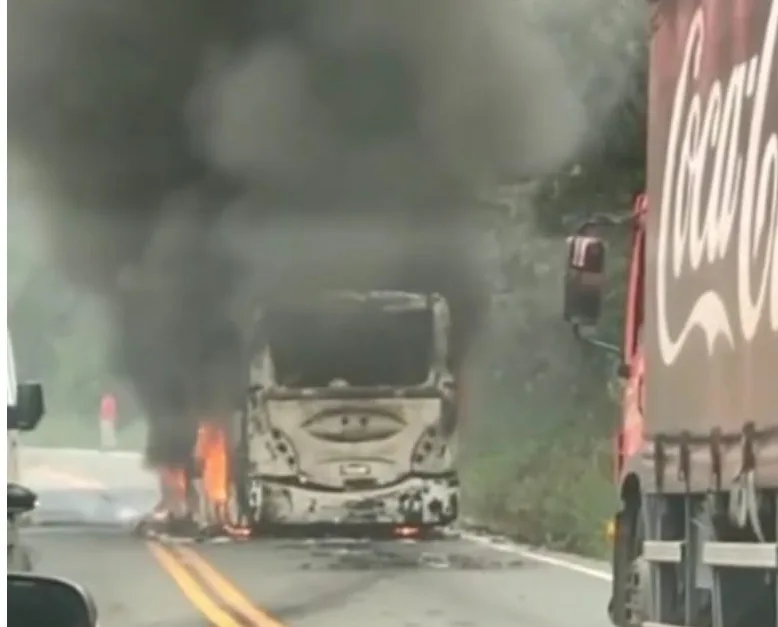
{"left": 563, "top": 0, "right": 777, "bottom": 625}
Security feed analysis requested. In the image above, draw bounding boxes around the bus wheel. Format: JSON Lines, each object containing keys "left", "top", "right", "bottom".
{"left": 226, "top": 454, "right": 252, "bottom": 532}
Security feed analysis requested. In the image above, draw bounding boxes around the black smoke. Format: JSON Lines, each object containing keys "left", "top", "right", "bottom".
{"left": 9, "top": 0, "right": 586, "bottom": 465}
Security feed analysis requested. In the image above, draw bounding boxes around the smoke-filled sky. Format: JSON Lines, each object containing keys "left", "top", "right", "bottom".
{"left": 9, "top": 0, "right": 602, "bottom": 465}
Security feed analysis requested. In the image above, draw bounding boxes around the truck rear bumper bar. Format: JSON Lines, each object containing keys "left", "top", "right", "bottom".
{"left": 643, "top": 539, "right": 778, "bottom": 569}
{"left": 703, "top": 541, "right": 777, "bottom": 569}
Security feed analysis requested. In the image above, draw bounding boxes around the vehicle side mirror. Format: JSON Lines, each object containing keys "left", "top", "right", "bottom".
{"left": 563, "top": 234, "right": 606, "bottom": 327}
{"left": 10, "top": 383, "right": 46, "bottom": 432}
{"left": 8, "top": 573, "right": 98, "bottom": 627}
{"left": 8, "top": 483, "right": 38, "bottom": 516}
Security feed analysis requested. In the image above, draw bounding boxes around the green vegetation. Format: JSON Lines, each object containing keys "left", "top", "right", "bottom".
{"left": 448, "top": 0, "right": 650, "bottom": 557}
{"left": 458, "top": 40, "right": 647, "bottom": 557}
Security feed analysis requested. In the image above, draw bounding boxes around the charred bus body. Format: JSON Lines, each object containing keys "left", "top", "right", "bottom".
{"left": 563, "top": 0, "right": 778, "bottom": 625}
{"left": 230, "top": 289, "right": 460, "bottom": 531}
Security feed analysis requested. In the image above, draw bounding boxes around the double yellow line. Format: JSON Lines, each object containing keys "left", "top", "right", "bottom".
{"left": 147, "top": 541, "right": 285, "bottom": 627}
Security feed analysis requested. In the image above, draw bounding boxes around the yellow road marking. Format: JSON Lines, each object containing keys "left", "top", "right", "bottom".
{"left": 147, "top": 542, "right": 243, "bottom": 627}
{"left": 176, "top": 545, "right": 285, "bottom": 627}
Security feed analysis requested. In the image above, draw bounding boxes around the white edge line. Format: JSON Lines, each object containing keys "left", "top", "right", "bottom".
{"left": 26, "top": 446, "right": 142, "bottom": 460}
{"left": 460, "top": 531, "right": 612, "bottom": 582}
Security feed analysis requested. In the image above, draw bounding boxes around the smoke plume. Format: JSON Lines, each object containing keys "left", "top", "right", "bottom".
{"left": 9, "top": 0, "right": 587, "bottom": 465}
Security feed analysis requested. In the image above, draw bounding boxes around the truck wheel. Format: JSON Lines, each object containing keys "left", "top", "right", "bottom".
{"left": 609, "top": 505, "right": 647, "bottom": 626}
{"left": 625, "top": 554, "right": 650, "bottom": 623}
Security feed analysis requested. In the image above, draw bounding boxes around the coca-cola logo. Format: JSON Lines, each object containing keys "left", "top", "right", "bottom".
{"left": 656, "top": 0, "right": 778, "bottom": 366}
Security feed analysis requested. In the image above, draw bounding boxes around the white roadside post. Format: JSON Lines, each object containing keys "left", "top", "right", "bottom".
{"left": 99, "top": 393, "right": 118, "bottom": 451}
{"left": 99, "top": 415, "right": 117, "bottom": 450}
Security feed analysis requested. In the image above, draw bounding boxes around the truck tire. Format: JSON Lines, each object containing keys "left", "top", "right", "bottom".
{"left": 609, "top": 505, "right": 647, "bottom": 626}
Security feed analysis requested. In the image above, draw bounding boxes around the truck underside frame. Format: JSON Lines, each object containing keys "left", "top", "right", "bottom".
{"left": 613, "top": 485, "right": 778, "bottom": 627}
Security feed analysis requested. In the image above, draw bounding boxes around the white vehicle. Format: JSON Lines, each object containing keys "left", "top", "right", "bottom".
{"left": 231, "top": 290, "right": 461, "bottom": 530}
{"left": 8, "top": 330, "right": 21, "bottom": 484}
{"left": 7, "top": 330, "right": 46, "bottom": 571}
{"left": 7, "top": 331, "right": 46, "bottom": 479}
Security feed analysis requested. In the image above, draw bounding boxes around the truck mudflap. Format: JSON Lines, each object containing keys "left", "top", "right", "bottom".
{"left": 248, "top": 475, "right": 459, "bottom": 527}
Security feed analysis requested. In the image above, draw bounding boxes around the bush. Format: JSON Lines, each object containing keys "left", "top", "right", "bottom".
{"left": 462, "top": 435, "right": 616, "bottom": 557}
{"left": 459, "top": 337, "right": 620, "bottom": 558}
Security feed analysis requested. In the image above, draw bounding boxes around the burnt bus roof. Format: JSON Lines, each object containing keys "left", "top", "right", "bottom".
{"left": 644, "top": 0, "right": 778, "bottom": 440}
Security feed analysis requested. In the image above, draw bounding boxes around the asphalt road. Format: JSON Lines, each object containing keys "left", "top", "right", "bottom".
{"left": 18, "top": 446, "right": 612, "bottom": 627}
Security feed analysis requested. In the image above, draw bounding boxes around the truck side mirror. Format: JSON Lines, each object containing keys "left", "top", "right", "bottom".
{"left": 564, "top": 234, "right": 606, "bottom": 326}
{"left": 10, "top": 383, "right": 46, "bottom": 432}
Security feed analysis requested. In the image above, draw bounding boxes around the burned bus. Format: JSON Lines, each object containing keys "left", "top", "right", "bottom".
{"left": 227, "top": 289, "right": 461, "bottom": 532}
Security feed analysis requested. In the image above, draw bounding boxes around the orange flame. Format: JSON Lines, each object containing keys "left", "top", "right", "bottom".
{"left": 195, "top": 421, "right": 229, "bottom": 510}
{"left": 152, "top": 422, "right": 250, "bottom": 537}
{"left": 196, "top": 422, "right": 253, "bottom": 537}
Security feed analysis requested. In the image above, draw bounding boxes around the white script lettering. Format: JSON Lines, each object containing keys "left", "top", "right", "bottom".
{"left": 656, "top": 0, "right": 778, "bottom": 366}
